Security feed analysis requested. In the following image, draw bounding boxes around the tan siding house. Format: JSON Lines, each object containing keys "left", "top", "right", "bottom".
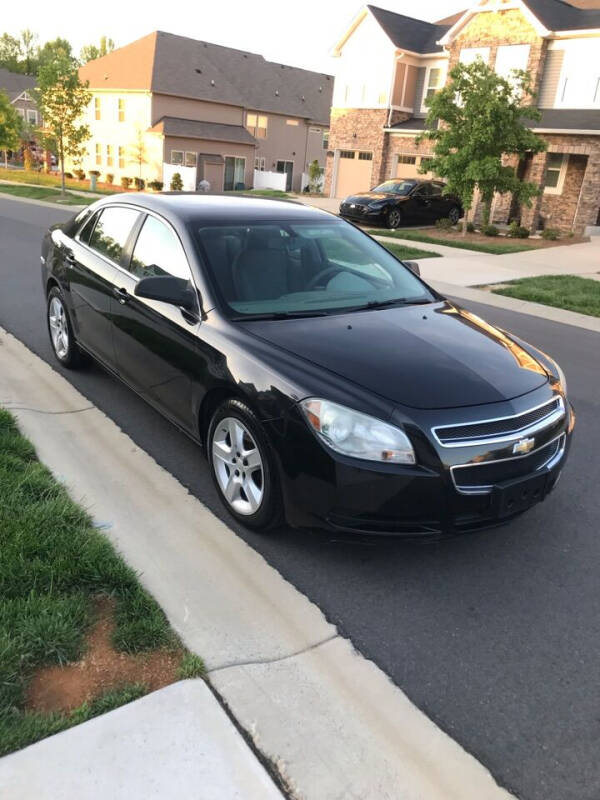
{"left": 75, "top": 32, "right": 332, "bottom": 192}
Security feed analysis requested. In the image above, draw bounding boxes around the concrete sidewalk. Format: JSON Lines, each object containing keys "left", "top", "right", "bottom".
{"left": 0, "top": 328, "right": 515, "bottom": 800}
{"left": 0, "top": 681, "right": 283, "bottom": 800}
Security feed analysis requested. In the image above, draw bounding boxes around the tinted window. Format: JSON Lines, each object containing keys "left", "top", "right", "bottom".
{"left": 194, "top": 221, "right": 434, "bottom": 317}
{"left": 371, "top": 180, "right": 415, "bottom": 196}
{"left": 89, "top": 206, "right": 140, "bottom": 263}
{"left": 129, "top": 216, "right": 190, "bottom": 280}
{"left": 413, "top": 184, "right": 431, "bottom": 197}
{"left": 429, "top": 183, "right": 443, "bottom": 197}
{"left": 78, "top": 211, "right": 99, "bottom": 244}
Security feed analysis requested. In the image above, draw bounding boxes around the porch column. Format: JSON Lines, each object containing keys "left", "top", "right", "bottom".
{"left": 520, "top": 151, "right": 548, "bottom": 232}
{"left": 573, "top": 152, "right": 600, "bottom": 234}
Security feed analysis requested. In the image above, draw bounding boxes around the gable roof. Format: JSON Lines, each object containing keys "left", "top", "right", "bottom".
{"left": 79, "top": 31, "right": 333, "bottom": 124}
{"left": 149, "top": 116, "right": 257, "bottom": 146}
{"left": 0, "top": 68, "right": 36, "bottom": 102}
{"left": 367, "top": 5, "right": 452, "bottom": 53}
{"left": 522, "top": 0, "right": 600, "bottom": 30}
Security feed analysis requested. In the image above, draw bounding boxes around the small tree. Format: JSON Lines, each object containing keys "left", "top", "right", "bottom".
{"left": 170, "top": 172, "right": 183, "bottom": 191}
{"left": 418, "top": 59, "right": 546, "bottom": 235}
{"left": 128, "top": 126, "right": 147, "bottom": 179}
{"left": 0, "top": 89, "right": 22, "bottom": 167}
{"left": 308, "top": 159, "right": 323, "bottom": 193}
{"left": 36, "top": 55, "right": 91, "bottom": 195}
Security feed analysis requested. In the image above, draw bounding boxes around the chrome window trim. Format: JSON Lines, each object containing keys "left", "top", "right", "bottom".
{"left": 451, "top": 432, "right": 566, "bottom": 496}
{"left": 433, "top": 396, "right": 565, "bottom": 448}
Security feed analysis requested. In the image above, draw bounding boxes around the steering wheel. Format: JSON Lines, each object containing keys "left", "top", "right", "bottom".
{"left": 306, "top": 265, "right": 346, "bottom": 290}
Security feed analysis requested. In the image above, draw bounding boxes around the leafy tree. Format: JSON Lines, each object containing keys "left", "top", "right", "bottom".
{"left": 308, "top": 159, "right": 323, "bottom": 193}
{"left": 19, "top": 29, "right": 38, "bottom": 74}
{"left": 80, "top": 36, "right": 115, "bottom": 64}
{"left": 36, "top": 56, "right": 91, "bottom": 194}
{"left": 418, "top": 59, "right": 546, "bottom": 234}
{"left": 37, "top": 38, "right": 75, "bottom": 72}
{"left": 0, "top": 89, "right": 22, "bottom": 166}
{"left": 0, "top": 33, "right": 21, "bottom": 72}
{"left": 128, "top": 126, "right": 147, "bottom": 178}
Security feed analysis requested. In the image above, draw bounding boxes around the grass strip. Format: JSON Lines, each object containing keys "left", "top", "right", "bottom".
{"left": 0, "top": 168, "right": 116, "bottom": 195}
{"left": 379, "top": 242, "right": 441, "bottom": 260}
{"left": 492, "top": 275, "right": 600, "bottom": 318}
{"left": 368, "top": 229, "right": 534, "bottom": 255}
{"left": 0, "top": 184, "right": 93, "bottom": 206}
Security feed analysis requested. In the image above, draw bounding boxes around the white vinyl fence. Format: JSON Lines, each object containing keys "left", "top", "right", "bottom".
{"left": 163, "top": 163, "right": 197, "bottom": 191}
{"left": 253, "top": 169, "right": 287, "bottom": 191}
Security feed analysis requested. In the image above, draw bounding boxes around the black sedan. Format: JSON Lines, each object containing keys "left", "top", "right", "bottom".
{"left": 42, "top": 194, "right": 573, "bottom": 536}
{"left": 340, "top": 179, "right": 463, "bottom": 229}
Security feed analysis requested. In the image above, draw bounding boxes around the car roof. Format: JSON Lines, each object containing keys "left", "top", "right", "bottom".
{"left": 93, "top": 192, "right": 334, "bottom": 224}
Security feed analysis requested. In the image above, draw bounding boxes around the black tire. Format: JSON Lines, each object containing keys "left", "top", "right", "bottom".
{"left": 386, "top": 207, "right": 402, "bottom": 229}
{"left": 46, "top": 286, "right": 88, "bottom": 369}
{"left": 207, "top": 398, "right": 283, "bottom": 531}
{"left": 448, "top": 206, "right": 461, "bottom": 225}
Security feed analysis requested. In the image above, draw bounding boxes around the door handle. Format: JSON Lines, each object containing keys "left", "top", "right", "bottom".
{"left": 64, "top": 251, "right": 76, "bottom": 267}
{"left": 113, "top": 287, "right": 130, "bottom": 304}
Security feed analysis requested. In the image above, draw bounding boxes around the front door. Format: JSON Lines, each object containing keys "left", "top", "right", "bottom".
{"left": 110, "top": 213, "right": 200, "bottom": 432}
{"left": 276, "top": 160, "right": 294, "bottom": 192}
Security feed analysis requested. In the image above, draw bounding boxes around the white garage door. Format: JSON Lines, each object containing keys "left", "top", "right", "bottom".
{"left": 335, "top": 150, "right": 373, "bottom": 198}
{"left": 396, "top": 154, "right": 433, "bottom": 180}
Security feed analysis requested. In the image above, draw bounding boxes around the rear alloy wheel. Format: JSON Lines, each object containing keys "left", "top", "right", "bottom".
{"left": 387, "top": 208, "right": 402, "bottom": 229}
{"left": 208, "top": 399, "right": 282, "bottom": 530}
{"left": 47, "top": 287, "right": 87, "bottom": 369}
{"left": 448, "top": 206, "right": 461, "bottom": 225}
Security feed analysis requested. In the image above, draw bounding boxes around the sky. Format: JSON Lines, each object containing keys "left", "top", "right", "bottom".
{"left": 6, "top": 0, "right": 466, "bottom": 74}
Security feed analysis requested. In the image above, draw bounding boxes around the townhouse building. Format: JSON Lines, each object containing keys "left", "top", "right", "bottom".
{"left": 75, "top": 32, "right": 332, "bottom": 192}
{"left": 325, "top": 0, "right": 600, "bottom": 234}
{"left": 0, "top": 68, "right": 41, "bottom": 128}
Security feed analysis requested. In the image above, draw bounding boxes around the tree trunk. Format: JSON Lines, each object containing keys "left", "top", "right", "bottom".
{"left": 60, "top": 140, "right": 65, "bottom": 196}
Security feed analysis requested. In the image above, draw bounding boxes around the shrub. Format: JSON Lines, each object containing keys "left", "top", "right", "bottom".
{"left": 170, "top": 172, "right": 183, "bottom": 191}
{"left": 508, "top": 221, "right": 530, "bottom": 239}
{"left": 435, "top": 217, "right": 454, "bottom": 231}
{"left": 481, "top": 224, "right": 499, "bottom": 237}
{"left": 106, "top": 173, "right": 114, "bottom": 185}
{"left": 147, "top": 179, "right": 163, "bottom": 191}
{"left": 542, "top": 228, "right": 560, "bottom": 241}
{"left": 466, "top": 221, "right": 476, "bottom": 233}
{"left": 64, "top": 172, "right": 73, "bottom": 179}
{"left": 88, "top": 170, "right": 100, "bottom": 178}
{"left": 74, "top": 168, "right": 86, "bottom": 181}
{"left": 120, "top": 176, "right": 132, "bottom": 189}
{"left": 134, "top": 177, "right": 145, "bottom": 191}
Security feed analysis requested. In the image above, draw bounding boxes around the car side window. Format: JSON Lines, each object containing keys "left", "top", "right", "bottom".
{"left": 77, "top": 211, "right": 99, "bottom": 244}
{"left": 413, "top": 184, "right": 431, "bottom": 198}
{"left": 89, "top": 207, "right": 140, "bottom": 264}
{"left": 429, "top": 183, "right": 442, "bottom": 197}
{"left": 129, "top": 215, "right": 191, "bottom": 280}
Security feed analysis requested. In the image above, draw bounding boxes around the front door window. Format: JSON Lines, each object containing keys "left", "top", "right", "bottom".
{"left": 224, "top": 157, "right": 246, "bottom": 191}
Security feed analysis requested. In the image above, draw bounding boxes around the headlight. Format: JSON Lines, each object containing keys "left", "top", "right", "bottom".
{"left": 300, "top": 398, "right": 416, "bottom": 464}
{"left": 554, "top": 360, "right": 568, "bottom": 397}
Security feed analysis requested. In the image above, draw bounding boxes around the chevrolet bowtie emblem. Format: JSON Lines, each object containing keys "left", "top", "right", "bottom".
{"left": 513, "top": 437, "right": 535, "bottom": 455}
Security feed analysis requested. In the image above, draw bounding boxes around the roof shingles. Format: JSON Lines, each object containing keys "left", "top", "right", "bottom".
{"left": 150, "top": 116, "right": 257, "bottom": 145}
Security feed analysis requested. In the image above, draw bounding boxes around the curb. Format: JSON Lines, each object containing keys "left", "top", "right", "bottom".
{"left": 431, "top": 280, "right": 600, "bottom": 333}
{"left": 0, "top": 327, "right": 515, "bottom": 800}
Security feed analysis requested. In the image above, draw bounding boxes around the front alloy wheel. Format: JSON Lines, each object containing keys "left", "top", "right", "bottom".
{"left": 448, "top": 206, "right": 461, "bottom": 225}
{"left": 387, "top": 208, "right": 402, "bottom": 229}
{"left": 208, "top": 399, "right": 282, "bottom": 530}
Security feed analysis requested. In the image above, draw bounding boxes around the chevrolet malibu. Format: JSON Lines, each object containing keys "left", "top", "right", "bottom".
{"left": 42, "top": 194, "right": 573, "bottom": 536}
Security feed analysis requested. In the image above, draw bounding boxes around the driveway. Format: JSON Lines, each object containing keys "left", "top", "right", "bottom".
{"left": 1, "top": 196, "right": 600, "bottom": 800}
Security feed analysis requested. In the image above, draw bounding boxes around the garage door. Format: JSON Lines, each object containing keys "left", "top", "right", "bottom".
{"left": 335, "top": 150, "right": 373, "bottom": 198}
{"left": 396, "top": 154, "right": 433, "bottom": 180}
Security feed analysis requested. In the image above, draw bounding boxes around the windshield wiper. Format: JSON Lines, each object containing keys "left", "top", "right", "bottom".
{"left": 345, "top": 297, "right": 433, "bottom": 313}
{"left": 230, "top": 310, "right": 331, "bottom": 321}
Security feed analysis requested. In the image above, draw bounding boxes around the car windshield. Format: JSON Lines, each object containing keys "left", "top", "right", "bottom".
{"left": 371, "top": 180, "right": 416, "bottom": 196}
{"left": 194, "top": 219, "right": 435, "bottom": 318}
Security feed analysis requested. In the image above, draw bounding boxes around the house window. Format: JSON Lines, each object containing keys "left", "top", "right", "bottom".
{"left": 423, "top": 67, "right": 443, "bottom": 108}
{"left": 118, "top": 99, "right": 125, "bottom": 122}
{"left": 26, "top": 109, "right": 38, "bottom": 125}
{"left": 322, "top": 131, "right": 329, "bottom": 150}
{"left": 495, "top": 45, "right": 530, "bottom": 82}
{"left": 106, "top": 144, "right": 113, "bottom": 167}
{"left": 16, "top": 107, "right": 25, "bottom": 118}
{"left": 286, "top": 119, "right": 299, "bottom": 126}
{"left": 171, "top": 151, "right": 184, "bottom": 166}
{"left": 358, "top": 152, "right": 373, "bottom": 161}
{"left": 544, "top": 153, "right": 569, "bottom": 195}
{"left": 246, "top": 113, "right": 268, "bottom": 138}
{"left": 254, "top": 157, "right": 266, "bottom": 171}
{"left": 185, "top": 151, "right": 197, "bottom": 167}
{"left": 340, "top": 150, "right": 355, "bottom": 159}
{"left": 224, "top": 156, "right": 246, "bottom": 191}
{"left": 95, "top": 144, "right": 102, "bottom": 166}
{"left": 398, "top": 154, "right": 417, "bottom": 165}
{"left": 118, "top": 146, "right": 125, "bottom": 169}
{"left": 459, "top": 47, "right": 490, "bottom": 66}
{"left": 94, "top": 97, "right": 101, "bottom": 120}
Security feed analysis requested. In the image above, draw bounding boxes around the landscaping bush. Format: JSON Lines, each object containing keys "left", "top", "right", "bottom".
{"left": 508, "top": 221, "right": 530, "bottom": 239}
{"left": 481, "top": 224, "right": 499, "bottom": 237}
{"left": 88, "top": 170, "right": 100, "bottom": 178}
{"left": 64, "top": 172, "right": 73, "bottom": 179}
{"left": 466, "top": 221, "right": 476, "bottom": 233}
{"left": 147, "top": 179, "right": 163, "bottom": 191}
{"left": 435, "top": 217, "right": 454, "bottom": 231}
{"left": 106, "top": 173, "right": 114, "bottom": 185}
{"left": 170, "top": 172, "right": 183, "bottom": 191}
{"left": 120, "top": 176, "right": 132, "bottom": 189}
{"left": 542, "top": 228, "right": 560, "bottom": 241}
{"left": 74, "top": 169, "right": 86, "bottom": 181}
{"left": 134, "top": 177, "right": 145, "bottom": 191}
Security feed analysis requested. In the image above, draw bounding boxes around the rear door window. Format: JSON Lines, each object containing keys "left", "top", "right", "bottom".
{"left": 89, "top": 206, "right": 141, "bottom": 264}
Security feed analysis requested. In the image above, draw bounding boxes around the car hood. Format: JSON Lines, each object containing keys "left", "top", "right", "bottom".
{"left": 241, "top": 302, "right": 549, "bottom": 410}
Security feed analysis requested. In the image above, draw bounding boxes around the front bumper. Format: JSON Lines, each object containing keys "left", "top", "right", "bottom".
{"left": 339, "top": 203, "right": 386, "bottom": 224}
{"left": 272, "top": 391, "right": 574, "bottom": 538}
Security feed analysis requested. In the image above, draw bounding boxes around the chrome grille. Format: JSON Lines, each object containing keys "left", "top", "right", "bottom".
{"left": 434, "top": 397, "right": 564, "bottom": 447}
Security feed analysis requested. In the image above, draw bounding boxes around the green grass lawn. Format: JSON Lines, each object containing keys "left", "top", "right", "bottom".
{"left": 0, "top": 168, "right": 117, "bottom": 195}
{"left": 0, "top": 409, "right": 204, "bottom": 756}
{"left": 380, "top": 242, "right": 441, "bottom": 260}
{"left": 368, "top": 229, "right": 534, "bottom": 255}
{"left": 493, "top": 275, "right": 600, "bottom": 318}
{"left": 0, "top": 184, "right": 94, "bottom": 206}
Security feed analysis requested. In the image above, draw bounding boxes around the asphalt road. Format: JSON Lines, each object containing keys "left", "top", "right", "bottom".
{"left": 2, "top": 196, "right": 600, "bottom": 800}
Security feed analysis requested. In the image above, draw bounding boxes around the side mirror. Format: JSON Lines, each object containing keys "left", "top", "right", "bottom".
{"left": 134, "top": 275, "right": 197, "bottom": 311}
{"left": 404, "top": 261, "right": 420, "bottom": 277}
